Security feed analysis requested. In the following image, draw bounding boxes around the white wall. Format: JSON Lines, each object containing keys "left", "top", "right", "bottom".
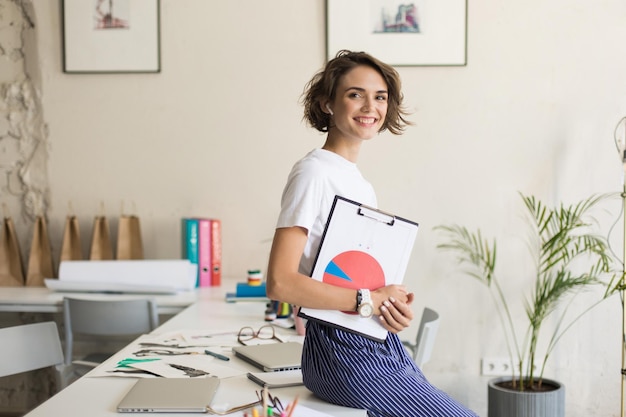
{"left": 29, "top": 1, "right": 626, "bottom": 415}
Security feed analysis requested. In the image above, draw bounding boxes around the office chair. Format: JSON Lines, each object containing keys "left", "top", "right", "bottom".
{"left": 0, "top": 321, "right": 71, "bottom": 389}
{"left": 63, "top": 297, "right": 159, "bottom": 368}
{"left": 402, "top": 307, "right": 440, "bottom": 369}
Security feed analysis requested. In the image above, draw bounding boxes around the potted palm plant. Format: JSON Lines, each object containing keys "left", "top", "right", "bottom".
{"left": 435, "top": 193, "right": 619, "bottom": 417}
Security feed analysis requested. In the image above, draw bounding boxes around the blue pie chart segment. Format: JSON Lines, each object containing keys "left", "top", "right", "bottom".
{"left": 325, "top": 261, "right": 351, "bottom": 281}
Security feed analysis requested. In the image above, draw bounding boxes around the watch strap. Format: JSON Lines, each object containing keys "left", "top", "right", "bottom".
{"left": 360, "top": 289, "right": 372, "bottom": 304}
{"left": 357, "top": 288, "right": 374, "bottom": 318}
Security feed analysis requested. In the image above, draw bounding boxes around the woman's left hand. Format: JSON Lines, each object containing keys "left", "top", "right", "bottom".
{"left": 378, "top": 292, "right": 415, "bottom": 333}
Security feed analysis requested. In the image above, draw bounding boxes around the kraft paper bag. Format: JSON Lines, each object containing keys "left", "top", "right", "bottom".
{"left": 116, "top": 215, "right": 144, "bottom": 260}
{"left": 26, "top": 216, "right": 55, "bottom": 286}
{"left": 60, "top": 215, "right": 83, "bottom": 262}
{"left": 0, "top": 216, "right": 25, "bottom": 286}
{"left": 89, "top": 216, "right": 113, "bottom": 260}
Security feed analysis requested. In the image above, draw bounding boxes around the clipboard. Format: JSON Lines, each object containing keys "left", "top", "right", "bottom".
{"left": 298, "top": 195, "right": 419, "bottom": 342}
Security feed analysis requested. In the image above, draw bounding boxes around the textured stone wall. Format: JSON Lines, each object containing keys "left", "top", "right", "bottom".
{"left": 0, "top": 0, "right": 53, "bottom": 414}
{"left": 0, "top": 0, "right": 50, "bottom": 242}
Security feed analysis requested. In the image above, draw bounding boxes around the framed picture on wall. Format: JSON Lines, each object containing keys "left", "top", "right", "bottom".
{"left": 326, "top": 0, "right": 467, "bottom": 66}
{"left": 62, "top": 0, "right": 161, "bottom": 73}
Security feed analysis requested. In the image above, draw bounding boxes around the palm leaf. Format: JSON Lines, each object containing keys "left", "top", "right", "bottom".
{"left": 435, "top": 225, "right": 496, "bottom": 286}
{"left": 437, "top": 192, "right": 619, "bottom": 390}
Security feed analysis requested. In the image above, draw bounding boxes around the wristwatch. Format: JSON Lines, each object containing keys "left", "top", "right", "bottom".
{"left": 357, "top": 289, "right": 374, "bottom": 318}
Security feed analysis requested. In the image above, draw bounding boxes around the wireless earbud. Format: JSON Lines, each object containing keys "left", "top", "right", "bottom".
{"left": 326, "top": 104, "right": 334, "bottom": 116}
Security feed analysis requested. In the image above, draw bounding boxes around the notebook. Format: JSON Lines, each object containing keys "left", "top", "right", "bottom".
{"left": 232, "top": 342, "right": 303, "bottom": 372}
{"left": 117, "top": 377, "right": 220, "bottom": 413}
{"left": 247, "top": 369, "right": 304, "bottom": 388}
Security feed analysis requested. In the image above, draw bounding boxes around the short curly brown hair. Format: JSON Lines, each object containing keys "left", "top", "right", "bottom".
{"left": 301, "top": 50, "right": 411, "bottom": 135}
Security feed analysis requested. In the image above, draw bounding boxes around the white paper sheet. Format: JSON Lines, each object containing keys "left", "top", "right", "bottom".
{"left": 46, "top": 259, "right": 197, "bottom": 293}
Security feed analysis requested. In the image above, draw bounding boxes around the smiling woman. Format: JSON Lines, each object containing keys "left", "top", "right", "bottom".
{"left": 265, "top": 50, "right": 478, "bottom": 417}
{"left": 322, "top": 65, "right": 389, "bottom": 146}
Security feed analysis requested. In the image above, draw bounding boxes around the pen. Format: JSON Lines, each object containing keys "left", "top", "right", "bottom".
{"left": 262, "top": 386, "right": 268, "bottom": 417}
{"left": 286, "top": 396, "right": 299, "bottom": 417}
{"left": 204, "top": 349, "right": 230, "bottom": 361}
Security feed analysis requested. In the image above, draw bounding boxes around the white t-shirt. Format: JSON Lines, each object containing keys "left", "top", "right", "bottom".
{"left": 276, "top": 148, "right": 377, "bottom": 275}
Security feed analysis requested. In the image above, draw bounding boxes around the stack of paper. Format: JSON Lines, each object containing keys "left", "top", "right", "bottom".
{"left": 45, "top": 260, "right": 198, "bottom": 294}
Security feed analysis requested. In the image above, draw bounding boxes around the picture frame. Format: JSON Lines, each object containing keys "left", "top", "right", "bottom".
{"left": 62, "top": 0, "right": 161, "bottom": 73}
{"left": 326, "top": 0, "right": 467, "bottom": 67}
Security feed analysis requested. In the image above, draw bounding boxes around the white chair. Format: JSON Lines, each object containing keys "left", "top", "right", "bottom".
{"left": 0, "top": 321, "right": 70, "bottom": 389}
{"left": 63, "top": 297, "right": 159, "bottom": 367}
{"left": 402, "top": 307, "right": 440, "bottom": 368}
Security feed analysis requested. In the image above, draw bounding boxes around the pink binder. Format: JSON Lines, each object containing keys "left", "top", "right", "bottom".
{"left": 197, "top": 218, "right": 212, "bottom": 287}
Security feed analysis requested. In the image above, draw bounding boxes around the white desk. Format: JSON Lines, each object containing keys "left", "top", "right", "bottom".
{"left": 0, "top": 286, "right": 203, "bottom": 315}
{"left": 22, "top": 284, "right": 366, "bottom": 417}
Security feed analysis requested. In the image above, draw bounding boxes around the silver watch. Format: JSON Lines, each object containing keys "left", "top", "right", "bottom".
{"left": 357, "top": 289, "right": 374, "bottom": 318}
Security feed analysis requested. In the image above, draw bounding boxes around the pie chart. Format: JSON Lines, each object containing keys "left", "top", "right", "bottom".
{"left": 322, "top": 251, "right": 385, "bottom": 315}
{"left": 322, "top": 250, "right": 385, "bottom": 290}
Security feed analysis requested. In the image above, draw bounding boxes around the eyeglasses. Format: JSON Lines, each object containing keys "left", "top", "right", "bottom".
{"left": 256, "top": 390, "right": 285, "bottom": 414}
{"left": 205, "top": 399, "right": 261, "bottom": 415}
{"left": 237, "top": 325, "right": 280, "bottom": 345}
{"left": 202, "top": 391, "right": 284, "bottom": 415}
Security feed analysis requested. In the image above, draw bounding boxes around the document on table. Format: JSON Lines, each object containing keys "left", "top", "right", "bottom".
{"left": 86, "top": 331, "right": 243, "bottom": 379}
{"left": 86, "top": 328, "right": 303, "bottom": 379}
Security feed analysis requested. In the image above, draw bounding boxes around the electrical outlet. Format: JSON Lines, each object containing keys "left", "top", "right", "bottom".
{"left": 480, "top": 358, "right": 540, "bottom": 376}
{"left": 481, "top": 357, "right": 512, "bottom": 376}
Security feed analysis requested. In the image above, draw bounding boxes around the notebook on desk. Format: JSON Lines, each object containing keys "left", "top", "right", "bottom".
{"left": 232, "top": 342, "right": 303, "bottom": 372}
{"left": 117, "top": 377, "right": 220, "bottom": 413}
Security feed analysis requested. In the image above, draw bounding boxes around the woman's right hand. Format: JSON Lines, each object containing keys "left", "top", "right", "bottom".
{"left": 372, "top": 285, "right": 409, "bottom": 312}
{"left": 372, "top": 285, "right": 414, "bottom": 333}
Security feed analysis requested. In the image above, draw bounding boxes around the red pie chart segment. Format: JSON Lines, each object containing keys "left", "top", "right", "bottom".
{"left": 322, "top": 251, "right": 385, "bottom": 315}
{"left": 322, "top": 250, "right": 385, "bottom": 290}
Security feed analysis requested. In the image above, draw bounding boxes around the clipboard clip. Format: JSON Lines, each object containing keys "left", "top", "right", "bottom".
{"left": 357, "top": 205, "right": 396, "bottom": 226}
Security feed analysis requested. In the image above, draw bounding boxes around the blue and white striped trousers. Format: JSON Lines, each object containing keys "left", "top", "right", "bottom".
{"left": 302, "top": 321, "right": 479, "bottom": 417}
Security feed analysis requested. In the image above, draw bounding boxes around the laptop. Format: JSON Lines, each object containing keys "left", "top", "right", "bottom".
{"left": 232, "top": 342, "right": 303, "bottom": 372}
{"left": 117, "top": 377, "right": 220, "bottom": 413}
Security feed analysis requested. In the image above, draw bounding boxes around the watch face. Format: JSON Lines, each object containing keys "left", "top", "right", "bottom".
{"left": 359, "top": 303, "right": 374, "bottom": 318}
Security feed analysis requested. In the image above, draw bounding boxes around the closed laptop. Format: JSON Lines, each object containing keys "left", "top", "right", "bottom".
{"left": 117, "top": 377, "right": 220, "bottom": 413}
{"left": 232, "top": 342, "right": 303, "bottom": 372}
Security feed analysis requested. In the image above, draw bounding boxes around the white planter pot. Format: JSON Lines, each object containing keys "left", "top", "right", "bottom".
{"left": 487, "top": 376, "right": 565, "bottom": 417}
